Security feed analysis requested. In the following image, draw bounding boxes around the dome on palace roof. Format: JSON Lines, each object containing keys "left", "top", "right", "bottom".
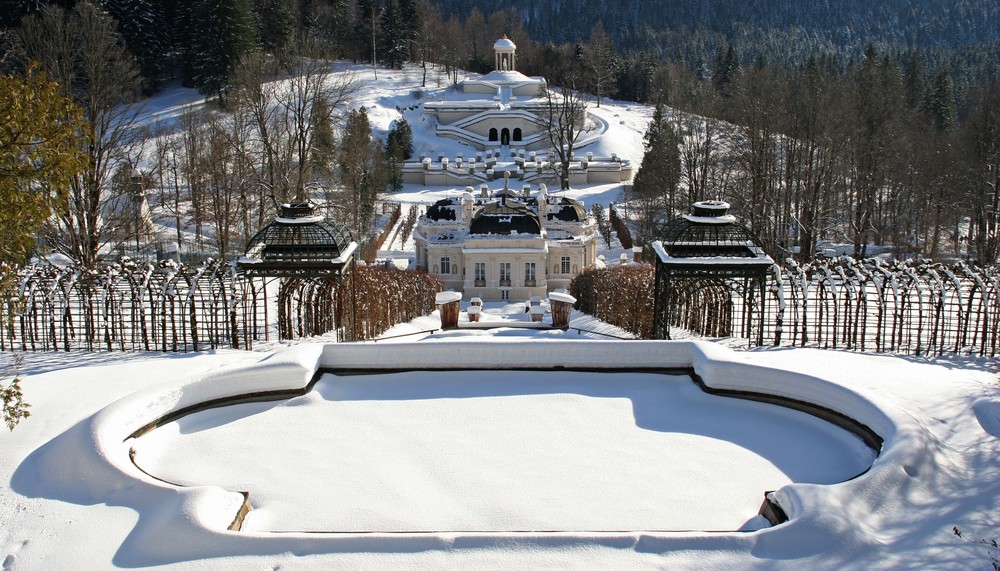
{"left": 469, "top": 201, "right": 541, "bottom": 235}
{"left": 426, "top": 199, "right": 458, "bottom": 221}
{"left": 547, "top": 197, "right": 587, "bottom": 222}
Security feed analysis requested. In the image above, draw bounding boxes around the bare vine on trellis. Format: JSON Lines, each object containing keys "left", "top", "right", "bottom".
{"left": 570, "top": 257, "right": 1000, "bottom": 357}
{"left": 1, "top": 258, "right": 263, "bottom": 352}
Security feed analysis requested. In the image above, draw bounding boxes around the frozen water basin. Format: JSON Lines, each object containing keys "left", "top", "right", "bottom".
{"left": 131, "top": 369, "right": 876, "bottom": 533}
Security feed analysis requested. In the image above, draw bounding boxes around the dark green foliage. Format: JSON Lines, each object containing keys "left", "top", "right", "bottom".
{"left": 925, "top": 70, "right": 956, "bottom": 131}
{"left": 713, "top": 44, "right": 739, "bottom": 95}
{"left": 255, "top": 0, "right": 294, "bottom": 55}
{"left": 338, "top": 107, "right": 382, "bottom": 233}
{"left": 310, "top": 97, "right": 337, "bottom": 176}
{"left": 385, "top": 117, "right": 413, "bottom": 160}
{"left": 378, "top": 0, "right": 409, "bottom": 68}
{"left": 354, "top": 0, "right": 379, "bottom": 64}
{"left": 385, "top": 117, "right": 412, "bottom": 192}
{"left": 189, "top": 0, "right": 257, "bottom": 98}
{"left": 590, "top": 203, "right": 611, "bottom": 247}
{"left": 630, "top": 103, "right": 681, "bottom": 242}
{"left": 99, "top": 0, "right": 170, "bottom": 92}
{"left": 398, "top": 0, "right": 420, "bottom": 62}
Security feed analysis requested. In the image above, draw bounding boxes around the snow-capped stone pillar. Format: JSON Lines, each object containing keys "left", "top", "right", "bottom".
{"left": 436, "top": 291, "right": 463, "bottom": 328}
{"left": 632, "top": 246, "right": 643, "bottom": 264}
{"left": 549, "top": 291, "right": 576, "bottom": 329}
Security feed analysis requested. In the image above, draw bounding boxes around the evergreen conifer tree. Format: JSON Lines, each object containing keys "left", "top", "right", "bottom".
{"left": 310, "top": 97, "right": 337, "bottom": 177}
{"left": 338, "top": 108, "right": 380, "bottom": 232}
{"left": 384, "top": 117, "right": 412, "bottom": 192}
{"left": 398, "top": 0, "right": 420, "bottom": 63}
{"left": 255, "top": 0, "right": 294, "bottom": 56}
{"left": 713, "top": 45, "right": 739, "bottom": 96}
{"left": 379, "top": 0, "right": 408, "bottom": 68}
{"left": 189, "top": 0, "right": 257, "bottom": 100}
{"left": 354, "top": 0, "right": 379, "bottom": 64}
{"left": 100, "top": 0, "right": 170, "bottom": 92}
{"left": 926, "top": 70, "right": 956, "bottom": 131}
{"left": 630, "top": 103, "right": 681, "bottom": 242}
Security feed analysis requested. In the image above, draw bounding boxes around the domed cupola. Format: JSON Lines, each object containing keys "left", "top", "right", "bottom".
{"left": 494, "top": 35, "right": 516, "bottom": 71}
{"left": 547, "top": 197, "right": 587, "bottom": 223}
{"left": 426, "top": 198, "right": 459, "bottom": 221}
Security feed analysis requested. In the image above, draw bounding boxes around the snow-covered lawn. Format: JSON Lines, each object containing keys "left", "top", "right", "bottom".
{"left": 1, "top": 332, "right": 998, "bottom": 570}
{"left": 132, "top": 370, "right": 873, "bottom": 533}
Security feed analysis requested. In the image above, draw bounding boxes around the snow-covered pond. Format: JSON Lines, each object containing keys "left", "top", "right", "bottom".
{"left": 131, "top": 370, "right": 875, "bottom": 533}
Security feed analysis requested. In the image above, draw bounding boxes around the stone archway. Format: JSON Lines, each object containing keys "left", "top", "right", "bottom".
{"left": 513, "top": 128, "right": 522, "bottom": 142}
{"left": 501, "top": 128, "right": 510, "bottom": 145}
{"left": 489, "top": 128, "right": 498, "bottom": 142}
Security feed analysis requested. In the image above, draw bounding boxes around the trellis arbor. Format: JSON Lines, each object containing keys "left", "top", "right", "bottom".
{"left": 238, "top": 203, "right": 359, "bottom": 342}
{"left": 764, "top": 257, "right": 1000, "bottom": 356}
{"left": 2, "top": 258, "right": 265, "bottom": 352}
{"left": 651, "top": 201, "right": 774, "bottom": 342}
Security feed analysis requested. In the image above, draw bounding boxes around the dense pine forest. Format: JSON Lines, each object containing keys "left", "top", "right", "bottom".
{"left": 1, "top": 0, "right": 1000, "bottom": 263}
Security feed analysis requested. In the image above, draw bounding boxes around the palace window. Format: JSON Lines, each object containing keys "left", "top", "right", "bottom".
{"left": 524, "top": 262, "right": 536, "bottom": 286}
{"left": 474, "top": 262, "right": 486, "bottom": 286}
{"left": 561, "top": 256, "right": 571, "bottom": 274}
{"left": 440, "top": 257, "right": 451, "bottom": 275}
{"left": 499, "top": 262, "right": 511, "bottom": 286}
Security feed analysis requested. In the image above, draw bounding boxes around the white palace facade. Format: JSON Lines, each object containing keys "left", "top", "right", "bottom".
{"left": 413, "top": 178, "right": 597, "bottom": 302}
{"left": 402, "top": 36, "right": 633, "bottom": 188}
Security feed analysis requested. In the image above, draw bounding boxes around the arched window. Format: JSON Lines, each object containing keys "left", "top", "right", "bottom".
{"left": 513, "top": 128, "right": 522, "bottom": 142}
{"left": 501, "top": 128, "right": 510, "bottom": 145}
{"left": 489, "top": 128, "right": 498, "bottom": 142}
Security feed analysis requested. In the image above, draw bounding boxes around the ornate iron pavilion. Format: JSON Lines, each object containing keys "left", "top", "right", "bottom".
{"left": 239, "top": 202, "right": 357, "bottom": 279}
{"left": 238, "top": 203, "right": 358, "bottom": 341}
{"left": 650, "top": 201, "right": 774, "bottom": 342}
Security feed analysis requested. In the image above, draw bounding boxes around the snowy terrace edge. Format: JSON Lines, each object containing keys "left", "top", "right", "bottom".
{"left": 74, "top": 340, "right": 905, "bottom": 552}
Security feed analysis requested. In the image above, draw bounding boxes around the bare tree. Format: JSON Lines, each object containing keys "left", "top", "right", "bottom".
{"left": 540, "top": 80, "right": 589, "bottom": 191}
{"left": 17, "top": 2, "right": 144, "bottom": 267}
{"left": 679, "top": 116, "right": 720, "bottom": 205}
{"left": 203, "top": 113, "right": 253, "bottom": 260}
{"left": 178, "top": 108, "right": 209, "bottom": 252}
{"left": 231, "top": 37, "right": 357, "bottom": 207}
{"left": 277, "top": 34, "right": 359, "bottom": 201}
{"left": 582, "top": 23, "right": 617, "bottom": 108}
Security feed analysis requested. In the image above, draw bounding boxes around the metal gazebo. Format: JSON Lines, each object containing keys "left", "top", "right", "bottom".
{"left": 238, "top": 203, "right": 358, "bottom": 341}
{"left": 650, "top": 201, "right": 774, "bottom": 343}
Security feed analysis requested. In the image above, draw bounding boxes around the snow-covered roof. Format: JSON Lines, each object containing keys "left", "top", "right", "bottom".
{"left": 494, "top": 37, "right": 516, "bottom": 50}
{"left": 478, "top": 70, "right": 537, "bottom": 85}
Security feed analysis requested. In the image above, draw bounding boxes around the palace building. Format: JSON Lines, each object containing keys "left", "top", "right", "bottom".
{"left": 413, "top": 175, "right": 598, "bottom": 301}
{"left": 403, "top": 36, "right": 632, "bottom": 188}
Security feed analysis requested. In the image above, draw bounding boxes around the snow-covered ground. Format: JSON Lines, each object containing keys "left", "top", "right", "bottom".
{"left": 1, "top": 327, "right": 998, "bottom": 570}
{"left": 131, "top": 369, "right": 873, "bottom": 534}
{"left": 4, "top": 62, "right": 998, "bottom": 570}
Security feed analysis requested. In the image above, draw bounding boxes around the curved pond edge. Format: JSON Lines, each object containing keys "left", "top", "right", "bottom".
{"left": 76, "top": 340, "right": 903, "bottom": 563}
